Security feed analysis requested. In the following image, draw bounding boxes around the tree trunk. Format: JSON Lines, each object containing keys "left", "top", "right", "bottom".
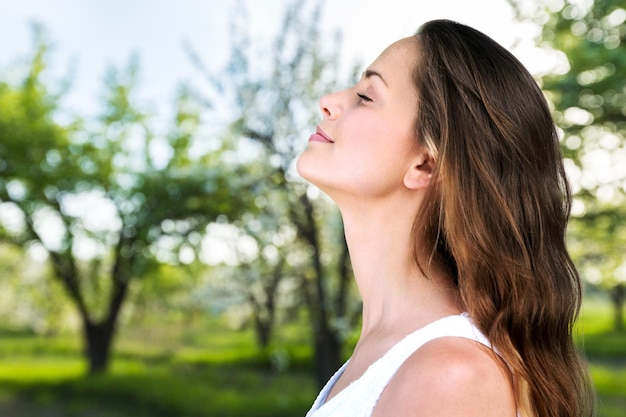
{"left": 83, "top": 320, "right": 116, "bottom": 374}
{"left": 313, "top": 320, "right": 342, "bottom": 389}
{"left": 254, "top": 314, "right": 273, "bottom": 349}
{"left": 82, "top": 238, "right": 132, "bottom": 374}
{"left": 294, "top": 192, "right": 345, "bottom": 388}
{"left": 611, "top": 284, "right": 625, "bottom": 332}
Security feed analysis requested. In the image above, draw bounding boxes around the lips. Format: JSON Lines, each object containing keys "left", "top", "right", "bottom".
{"left": 308, "top": 126, "right": 334, "bottom": 143}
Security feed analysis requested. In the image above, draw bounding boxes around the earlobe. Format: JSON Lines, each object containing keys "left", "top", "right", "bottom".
{"left": 403, "top": 155, "right": 434, "bottom": 190}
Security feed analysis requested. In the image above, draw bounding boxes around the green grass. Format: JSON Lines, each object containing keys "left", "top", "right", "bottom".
{"left": 0, "top": 319, "right": 316, "bottom": 417}
{"left": 576, "top": 297, "right": 626, "bottom": 417}
{"left": 577, "top": 298, "right": 626, "bottom": 359}
{"left": 0, "top": 299, "right": 624, "bottom": 416}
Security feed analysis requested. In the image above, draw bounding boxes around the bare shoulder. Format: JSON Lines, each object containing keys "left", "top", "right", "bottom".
{"left": 372, "top": 337, "right": 517, "bottom": 417}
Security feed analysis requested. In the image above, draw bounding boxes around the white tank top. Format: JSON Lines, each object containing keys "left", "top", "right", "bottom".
{"left": 305, "top": 313, "right": 493, "bottom": 417}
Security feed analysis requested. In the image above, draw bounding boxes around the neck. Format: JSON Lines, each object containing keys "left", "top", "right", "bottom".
{"left": 339, "top": 197, "right": 461, "bottom": 337}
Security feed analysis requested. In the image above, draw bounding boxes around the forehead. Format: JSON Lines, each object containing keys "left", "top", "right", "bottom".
{"left": 368, "top": 37, "right": 418, "bottom": 88}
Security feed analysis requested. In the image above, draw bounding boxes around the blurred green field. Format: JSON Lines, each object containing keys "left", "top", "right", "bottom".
{"left": 0, "top": 317, "right": 317, "bottom": 417}
{"left": 576, "top": 298, "right": 626, "bottom": 417}
{"left": 0, "top": 298, "right": 624, "bottom": 417}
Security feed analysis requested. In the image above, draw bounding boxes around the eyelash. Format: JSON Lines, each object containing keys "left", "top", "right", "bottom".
{"left": 357, "top": 93, "right": 373, "bottom": 102}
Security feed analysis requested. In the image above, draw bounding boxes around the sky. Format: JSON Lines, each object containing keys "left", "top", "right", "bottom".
{"left": 0, "top": 0, "right": 548, "bottom": 121}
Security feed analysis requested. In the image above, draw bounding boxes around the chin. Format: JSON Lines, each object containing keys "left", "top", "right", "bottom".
{"left": 296, "top": 152, "right": 348, "bottom": 201}
{"left": 295, "top": 151, "right": 317, "bottom": 183}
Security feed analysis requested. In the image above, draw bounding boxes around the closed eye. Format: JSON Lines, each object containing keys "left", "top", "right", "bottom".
{"left": 357, "top": 93, "right": 373, "bottom": 102}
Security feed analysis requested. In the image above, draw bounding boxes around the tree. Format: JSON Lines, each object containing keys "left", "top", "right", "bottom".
{"left": 187, "top": 0, "right": 361, "bottom": 386}
{"left": 509, "top": 0, "right": 626, "bottom": 330}
{"left": 191, "top": 203, "right": 302, "bottom": 351}
{"left": 233, "top": 188, "right": 300, "bottom": 349}
{"left": 567, "top": 206, "right": 626, "bottom": 331}
{"left": 0, "top": 26, "right": 252, "bottom": 373}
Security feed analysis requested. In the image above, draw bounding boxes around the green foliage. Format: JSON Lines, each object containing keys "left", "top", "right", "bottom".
{"left": 544, "top": 0, "right": 626, "bottom": 330}
{"left": 0, "top": 23, "right": 256, "bottom": 372}
{"left": 509, "top": 0, "right": 626, "bottom": 329}
{"left": 537, "top": 0, "right": 626, "bottom": 282}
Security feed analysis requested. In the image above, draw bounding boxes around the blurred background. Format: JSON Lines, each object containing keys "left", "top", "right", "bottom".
{"left": 0, "top": 0, "right": 624, "bottom": 416}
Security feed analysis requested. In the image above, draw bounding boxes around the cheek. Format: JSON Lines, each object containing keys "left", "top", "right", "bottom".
{"left": 341, "top": 118, "right": 386, "bottom": 150}
{"left": 345, "top": 118, "right": 415, "bottom": 159}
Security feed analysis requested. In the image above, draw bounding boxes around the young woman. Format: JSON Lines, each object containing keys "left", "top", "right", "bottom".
{"left": 297, "top": 19, "right": 595, "bottom": 417}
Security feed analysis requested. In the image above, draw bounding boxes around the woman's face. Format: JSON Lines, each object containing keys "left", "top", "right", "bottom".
{"left": 296, "top": 37, "right": 425, "bottom": 202}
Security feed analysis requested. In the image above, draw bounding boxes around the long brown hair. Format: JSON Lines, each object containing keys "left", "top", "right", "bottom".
{"left": 411, "top": 19, "right": 595, "bottom": 417}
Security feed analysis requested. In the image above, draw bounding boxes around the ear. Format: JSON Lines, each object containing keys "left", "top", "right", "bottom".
{"left": 403, "top": 152, "right": 434, "bottom": 190}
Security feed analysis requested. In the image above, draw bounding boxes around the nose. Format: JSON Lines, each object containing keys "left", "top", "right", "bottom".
{"left": 319, "top": 91, "right": 343, "bottom": 120}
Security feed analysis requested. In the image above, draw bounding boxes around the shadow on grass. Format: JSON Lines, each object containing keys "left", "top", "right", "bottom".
{"left": 0, "top": 324, "right": 317, "bottom": 417}
{"left": 1, "top": 363, "right": 315, "bottom": 417}
{"left": 581, "top": 330, "right": 626, "bottom": 362}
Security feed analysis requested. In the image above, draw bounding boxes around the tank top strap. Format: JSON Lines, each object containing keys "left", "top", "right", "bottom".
{"left": 354, "top": 313, "right": 492, "bottom": 413}
{"left": 382, "top": 313, "right": 491, "bottom": 371}
{"left": 306, "top": 313, "right": 492, "bottom": 417}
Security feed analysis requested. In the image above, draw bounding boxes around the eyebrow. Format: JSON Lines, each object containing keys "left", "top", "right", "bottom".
{"left": 362, "top": 69, "right": 389, "bottom": 87}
